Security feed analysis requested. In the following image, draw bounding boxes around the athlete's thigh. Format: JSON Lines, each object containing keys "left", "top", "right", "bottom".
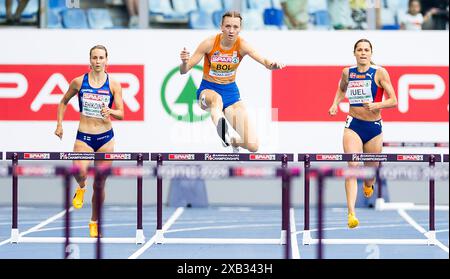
{"left": 73, "top": 140, "right": 93, "bottom": 171}
{"left": 198, "top": 89, "right": 222, "bottom": 110}
{"left": 94, "top": 139, "right": 115, "bottom": 167}
{"left": 224, "top": 101, "right": 257, "bottom": 142}
{"left": 343, "top": 128, "right": 363, "bottom": 167}
{"left": 363, "top": 133, "right": 383, "bottom": 167}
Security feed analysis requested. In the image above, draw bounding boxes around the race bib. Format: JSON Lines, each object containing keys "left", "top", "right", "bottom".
{"left": 346, "top": 80, "right": 373, "bottom": 104}
{"left": 209, "top": 53, "right": 239, "bottom": 78}
{"left": 81, "top": 93, "right": 110, "bottom": 119}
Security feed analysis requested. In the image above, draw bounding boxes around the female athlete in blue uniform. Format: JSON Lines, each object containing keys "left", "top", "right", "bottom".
{"left": 328, "top": 39, "right": 397, "bottom": 228}
{"left": 55, "top": 45, "right": 124, "bottom": 237}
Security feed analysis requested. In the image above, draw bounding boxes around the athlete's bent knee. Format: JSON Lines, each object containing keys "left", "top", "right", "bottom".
{"left": 246, "top": 142, "right": 259, "bottom": 153}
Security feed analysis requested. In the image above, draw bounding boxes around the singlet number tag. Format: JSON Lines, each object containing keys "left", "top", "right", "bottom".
{"left": 81, "top": 93, "right": 110, "bottom": 119}
{"left": 346, "top": 80, "right": 373, "bottom": 104}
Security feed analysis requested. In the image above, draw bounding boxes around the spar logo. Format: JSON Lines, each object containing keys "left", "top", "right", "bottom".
{"left": 104, "top": 153, "right": 131, "bottom": 160}
{"left": 161, "top": 66, "right": 209, "bottom": 123}
{"left": 249, "top": 154, "right": 276, "bottom": 161}
{"left": 24, "top": 153, "right": 50, "bottom": 160}
{"left": 0, "top": 65, "right": 144, "bottom": 120}
{"left": 397, "top": 155, "right": 424, "bottom": 161}
{"left": 168, "top": 154, "right": 195, "bottom": 160}
{"left": 316, "top": 154, "right": 343, "bottom": 161}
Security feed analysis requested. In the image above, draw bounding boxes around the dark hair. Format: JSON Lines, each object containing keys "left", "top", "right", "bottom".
{"left": 353, "top": 39, "right": 375, "bottom": 65}
{"left": 89, "top": 45, "right": 108, "bottom": 58}
{"left": 221, "top": 11, "right": 242, "bottom": 25}
{"left": 408, "top": 0, "right": 420, "bottom": 7}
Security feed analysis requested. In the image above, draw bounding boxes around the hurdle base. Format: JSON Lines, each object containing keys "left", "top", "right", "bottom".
{"left": 280, "top": 230, "right": 286, "bottom": 245}
{"left": 161, "top": 237, "right": 283, "bottom": 245}
{"left": 15, "top": 236, "right": 140, "bottom": 244}
{"left": 375, "top": 199, "right": 415, "bottom": 211}
{"left": 154, "top": 229, "right": 164, "bottom": 244}
{"left": 302, "top": 230, "right": 312, "bottom": 245}
{"left": 135, "top": 229, "right": 145, "bottom": 244}
{"left": 425, "top": 231, "right": 436, "bottom": 246}
{"left": 10, "top": 229, "right": 19, "bottom": 243}
{"left": 305, "top": 238, "right": 431, "bottom": 245}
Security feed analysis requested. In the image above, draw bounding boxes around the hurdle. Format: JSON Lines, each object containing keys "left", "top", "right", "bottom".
{"left": 381, "top": 141, "right": 449, "bottom": 211}
{"left": 5, "top": 151, "right": 149, "bottom": 245}
{"left": 0, "top": 164, "right": 76, "bottom": 258}
{"left": 150, "top": 153, "right": 294, "bottom": 245}
{"left": 314, "top": 165, "right": 449, "bottom": 258}
{"left": 298, "top": 153, "right": 443, "bottom": 245}
{"left": 383, "top": 141, "right": 449, "bottom": 148}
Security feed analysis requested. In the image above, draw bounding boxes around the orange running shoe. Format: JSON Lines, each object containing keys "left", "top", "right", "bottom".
{"left": 72, "top": 187, "right": 86, "bottom": 209}
{"left": 347, "top": 212, "right": 359, "bottom": 229}
{"left": 89, "top": 222, "right": 100, "bottom": 238}
{"left": 363, "top": 184, "right": 374, "bottom": 198}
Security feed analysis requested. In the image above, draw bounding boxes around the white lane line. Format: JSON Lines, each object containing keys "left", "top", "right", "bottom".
{"left": 0, "top": 207, "right": 72, "bottom": 247}
{"left": 128, "top": 207, "right": 184, "bottom": 259}
{"left": 398, "top": 209, "right": 449, "bottom": 254}
{"left": 290, "top": 208, "right": 300, "bottom": 259}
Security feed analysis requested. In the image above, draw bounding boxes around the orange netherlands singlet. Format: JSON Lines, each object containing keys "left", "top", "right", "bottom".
{"left": 203, "top": 34, "right": 243, "bottom": 84}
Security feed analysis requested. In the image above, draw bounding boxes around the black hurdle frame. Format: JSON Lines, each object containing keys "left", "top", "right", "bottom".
{"left": 298, "top": 153, "right": 442, "bottom": 245}
{"left": 5, "top": 151, "right": 149, "bottom": 259}
{"left": 150, "top": 153, "right": 294, "bottom": 244}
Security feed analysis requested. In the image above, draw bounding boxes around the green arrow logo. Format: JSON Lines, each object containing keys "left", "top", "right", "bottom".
{"left": 161, "top": 66, "right": 210, "bottom": 122}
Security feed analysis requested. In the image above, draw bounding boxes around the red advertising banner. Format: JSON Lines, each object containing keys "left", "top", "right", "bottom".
{"left": 0, "top": 65, "right": 144, "bottom": 120}
{"left": 272, "top": 66, "right": 449, "bottom": 122}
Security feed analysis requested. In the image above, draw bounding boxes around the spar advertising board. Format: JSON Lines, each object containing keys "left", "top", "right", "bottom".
{"left": 0, "top": 30, "right": 448, "bottom": 153}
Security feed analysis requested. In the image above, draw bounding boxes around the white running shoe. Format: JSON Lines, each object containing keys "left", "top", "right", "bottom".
{"left": 232, "top": 145, "right": 240, "bottom": 153}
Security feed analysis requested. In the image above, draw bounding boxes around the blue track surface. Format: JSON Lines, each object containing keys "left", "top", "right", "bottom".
{"left": 0, "top": 205, "right": 448, "bottom": 259}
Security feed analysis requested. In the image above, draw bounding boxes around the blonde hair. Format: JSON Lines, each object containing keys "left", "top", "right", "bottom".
{"left": 221, "top": 11, "right": 242, "bottom": 25}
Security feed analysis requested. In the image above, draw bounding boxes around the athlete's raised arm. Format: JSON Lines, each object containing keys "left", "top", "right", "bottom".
{"left": 240, "top": 39, "right": 284, "bottom": 70}
{"left": 180, "top": 36, "right": 214, "bottom": 74}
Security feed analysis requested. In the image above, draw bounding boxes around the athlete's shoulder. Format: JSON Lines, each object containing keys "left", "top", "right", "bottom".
{"left": 342, "top": 67, "right": 352, "bottom": 75}
{"left": 108, "top": 76, "right": 121, "bottom": 89}
{"left": 202, "top": 35, "right": 217, "bottom": 45}
{"left": 70, "top": 74, "right": 85, "bottom": 88}
{"left": 370, "top": 64, "right": 382, "bottom": 70}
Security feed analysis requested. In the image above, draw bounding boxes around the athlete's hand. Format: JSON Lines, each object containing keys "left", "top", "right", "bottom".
{"left": 55, "top": 125, "right": 63, "bottom": 140}
{"left": 180, "top": 47, "right": 190, "bottom": 64}
{"left": 363, "top": 102, "right": 378, "bottom": 111}
{"left": 328, "top": 104, "right": 338, "bottom": 116}
{"left": 269, "top": 61, "right": 285, "bottom": 70}
{"left": 101, "top": 103, "right": 111, "bottom": 118}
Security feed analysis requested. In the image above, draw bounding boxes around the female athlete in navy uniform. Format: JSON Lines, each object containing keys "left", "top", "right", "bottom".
{"left": 55, "top": 45, "right": 124, "bottom": 237}
{"left": 328, "top": 39, "right": 397, "bottom": 228}
{"left": 180, "top": 11, "right": 284, "bottom": 152}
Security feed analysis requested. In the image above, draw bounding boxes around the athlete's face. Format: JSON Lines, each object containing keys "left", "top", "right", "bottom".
{"left": 221, "top": 17, "right": 241, "bottom": 41}
{"left": 90, "top": 49, "right": 107, "bottom": 72}
{"left": 354, "top": 42, "right": 372, "bottom": 66}
{"left": 408, "top": 1, "right": 421, "bottom": 15}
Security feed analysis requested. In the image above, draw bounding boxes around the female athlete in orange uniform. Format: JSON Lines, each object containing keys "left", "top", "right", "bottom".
{"left": 180, "top": 11, "right": 284, "bottom": 152}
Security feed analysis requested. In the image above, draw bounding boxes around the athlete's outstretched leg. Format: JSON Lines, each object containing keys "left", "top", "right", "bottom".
{"left": 199, "top": 89, "right": 238, "bottom": 146}
{"left": 343, "top": 128, "right": 363, "bottom": 228}
{"left": 72, "top": 140, "right": 93, "bottom": 209}
{"left": 224, "top": 101, "right": 258, "bottom": 152}
{"left": 362, "top": 134, "right": 383, "bottom": 198}
{"left": 88, "top": 139, "right": 115, "bottom": 237}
